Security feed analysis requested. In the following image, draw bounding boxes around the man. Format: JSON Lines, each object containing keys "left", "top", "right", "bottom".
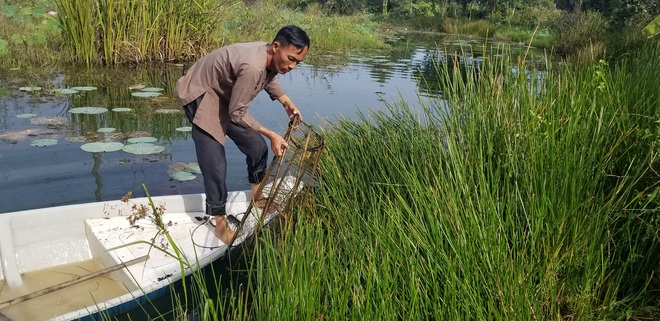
{"left": 174, "top": 25, "right": 309, "bottom": 243}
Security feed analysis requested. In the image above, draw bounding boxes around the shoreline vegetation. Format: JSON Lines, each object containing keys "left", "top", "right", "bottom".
{"left": 1, "top": 0, "right": 659, "bottom": 320}
{"left": 0, "top": 0, "right": 656, "bottom": 68}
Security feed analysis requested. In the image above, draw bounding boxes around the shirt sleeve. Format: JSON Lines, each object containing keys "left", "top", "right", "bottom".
{"left": 265, "top": 77, "right": 286, "bottom": 101}
{"left": 227, "top": 63, "right": 263, "bottom": 131}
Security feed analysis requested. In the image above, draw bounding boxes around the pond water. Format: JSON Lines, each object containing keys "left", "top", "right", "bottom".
{"left": 0, "top": 34, "right": 540, "bottom": 214}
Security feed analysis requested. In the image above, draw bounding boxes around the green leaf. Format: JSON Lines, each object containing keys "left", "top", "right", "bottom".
{"left": 643, "top": 15, "right": 660, "bottom": 38}
{"left": 123, "top": 143, "right": 165, "bottom": 155}
{"left": 127, "top": 136, "right": 157, "bottom": 144}
{"left": 81, "top": 142, "right": 125, "bottom": 153}
{"left": 31, "top": 139, "right": 58, "bottom": 147}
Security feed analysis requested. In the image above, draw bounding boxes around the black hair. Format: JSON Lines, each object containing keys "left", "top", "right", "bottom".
{"left": 273, "top": 25, "right": 310, "bottom": 49}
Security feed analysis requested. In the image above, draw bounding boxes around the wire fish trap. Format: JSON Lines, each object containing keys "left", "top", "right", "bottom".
{"left": 226, "top": 115, "right": 325, "bottom": 250}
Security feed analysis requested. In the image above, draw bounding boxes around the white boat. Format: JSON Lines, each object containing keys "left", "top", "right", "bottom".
{"left": 0, "top": 117, "right": 323, "bottom": 321}
{"left": 0, "top": 187, "right": 279, "bottom": 321}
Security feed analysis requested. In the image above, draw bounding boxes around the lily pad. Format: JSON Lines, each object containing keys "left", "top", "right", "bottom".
{"left": 175, "top": 126, "right": 192, "bottom": 132}
{"left": 169, "top": 163, "right": 187, "bottom": 172}
{"left": 30, "top": 139, "right": 58, "bottom": 147}
{"left": 70, "top": 86, "right": 97, "bottom": 91}
{"left": 15, "top": 113, "right": 38, "bottom": 118}
{"left": 1, "top": 129, "right": 54, "bottom": 142}
{"left": 68, "top": 107, "right": 108, "bottom": 114}
{"left": 131, "top": 91, "right": 161, "bottom": 98}
{"left": 19, "top": 86, "right": 42, "bottom": 92}
{"left": 81, "top": 142, "right": 124, "bottom": 153}
{"left": 97, "top": 127, "right": 116, "bottom": 133}
{"left": 52, "top": 88, "right": 79, "bottom": 94}
{"left": 184, "top": 165, "right": 202, "bottom": 174}
{"left": 154, "top": 108, "right": 181, "bottom": 114}
{"left": 122, "top": 143, "right": 165, "bottom": 155}
{"left": 30, "top": 116, "right": 69, "bottom": 126}
{"left": 170, "top": 171, "right": 196, "bottom": 181}
{"left": 112, "top": 107, "right": 133, "bottom": 112}
{"left": 141, "top": 87, "right": 164, "bottom": 92}
{"left": 127, "top": 136, "right": 157, "bottom": 143}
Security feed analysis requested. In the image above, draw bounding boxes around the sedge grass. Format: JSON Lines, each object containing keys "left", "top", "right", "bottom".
{"left": 233, "top": 43, "right": 659, "bottom": 319}
{"left": 54, "top": 0, "right": 232, "bottom": 65}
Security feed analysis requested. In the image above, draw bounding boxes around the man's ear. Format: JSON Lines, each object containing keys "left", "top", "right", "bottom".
{"left": 272, "top": 40, "right": 280, "bottom": 53}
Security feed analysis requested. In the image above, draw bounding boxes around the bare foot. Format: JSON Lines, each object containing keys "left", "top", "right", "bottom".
{"left": 213, "top": 216, "right": 235, "bottom": 244}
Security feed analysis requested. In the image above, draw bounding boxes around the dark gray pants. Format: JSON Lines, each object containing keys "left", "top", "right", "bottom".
{"left": 185, "top": 96, "right": 268, "bottom": 216}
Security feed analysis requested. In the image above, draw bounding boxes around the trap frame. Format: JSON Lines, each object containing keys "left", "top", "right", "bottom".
{"left": 226, "top": 115, "right": 325, "bottom": 251}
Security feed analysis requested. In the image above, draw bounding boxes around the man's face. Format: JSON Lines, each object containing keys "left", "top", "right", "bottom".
{"left": 272, "top": 42, "right": 308, "bottom": 74}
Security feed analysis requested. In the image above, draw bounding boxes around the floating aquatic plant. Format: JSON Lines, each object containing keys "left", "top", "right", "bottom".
{"left": 52, "top": 88, "right": 79, "bottom": 94}
{"left": 19, "top": 86, "right": 42, "bottom": 92}
{"left": 127, "top": 136, "right": 157, "bottom": 144}
{"left": 29, "top": 116, "right": 69, "bottom": 126}
{"left": 68, "top": 107, "right": 108, "bottom": 114}
{"left": 15, "top": 113, "right": 38, "bottom": 118}
{"left": 70, "top": 86, "right": 97, "bottom": 91}
{"left": 0, "top": 129, "right": 55, "bottom": 142}
{"left": 122, "top": 143, "right": 164, "bottom": 155}
{"left": 126, "top": 131, "right": 151, "bottom": 138}
{"left": 175, "top": 126, "right": 192, "bottom": 132}
{"left": 81, "top": 142, "right": 124, "bottom": 152}
{"left": 129, "top": 84, "right": 146, "bottom": 90}
{"left": 141, "top": 87, "right": 164, "bottom": 92}
{"left": 184, "top": 165, "right": 201, "bottom": 174}
{"left": 154, "top": 109, "right": 180, "bottom": 114}
{"left": 101, "top": 132, "right": 126, "bottom": 142}
{"left": 131, "top": 91, "right": 161, "bottom": 98}
{"left": 97, "top": 127, "right": 116, "bottom": 133}
{"left": 30, "top": 139, "right": 58, "bottom": 147}
{"left": 169, "top": 171, "right": 196, "bottom": 181}
{"left": 112, "top": 107, "right": 133, "bottom": 112}
{"left": 167, "top": 162, "right": 200, "bottom": 181}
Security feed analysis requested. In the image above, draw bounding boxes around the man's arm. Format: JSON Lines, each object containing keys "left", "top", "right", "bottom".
{"left": 227, "top": 64, "right": 263, "bottom": 131}
{"left": 266, "top": 78, "right": 302, "bottom": 121}
{"left": 277, "top": 94, "right": 302, "bottom": 121}
{"left": 258, "top": 126, "right": 288, "bottom": 157}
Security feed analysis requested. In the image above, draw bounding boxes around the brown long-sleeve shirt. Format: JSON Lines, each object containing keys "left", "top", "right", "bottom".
{"left": 174, "top": 42, "right": 286, "bottom": 144}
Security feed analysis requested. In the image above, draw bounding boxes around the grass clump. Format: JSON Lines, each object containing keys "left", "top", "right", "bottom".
{"left": 1, "top": 0, "right": 388, "bottom": 67}
{"left": 220, "top": 0, "right": 389, "bottom": 54}
{"left": 236, "top": 43, "right": 659, "bottom": 319}
{"left": 54, "top": 0, "right": 232, "bottom": 65}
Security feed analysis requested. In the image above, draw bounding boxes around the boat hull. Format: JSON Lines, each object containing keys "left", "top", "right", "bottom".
{"left": 0, "top": 190, "right": 265, "bottom": 321}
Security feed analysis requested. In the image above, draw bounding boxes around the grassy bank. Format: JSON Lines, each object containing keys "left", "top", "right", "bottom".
{"left": 0, "top": 0, "right": 388, "bottom": 68}
{"left": 235, "top": 43, "right": 659, "bottom": 319}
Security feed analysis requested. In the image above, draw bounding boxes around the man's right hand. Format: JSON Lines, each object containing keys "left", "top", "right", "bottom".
{"left": 259, "top": 127, "right": 288, "bottom": 157}
{"left": 270, "top": 134, "right": 288, "bottom": 157}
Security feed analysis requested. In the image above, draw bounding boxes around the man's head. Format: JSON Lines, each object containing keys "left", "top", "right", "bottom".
{"left": 269, "top": 25, "right": 310, "bottom": 75}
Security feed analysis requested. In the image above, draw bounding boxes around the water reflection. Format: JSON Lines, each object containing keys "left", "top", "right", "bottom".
{"left": 0, "top": 34, "right": 545, "bottom": 213}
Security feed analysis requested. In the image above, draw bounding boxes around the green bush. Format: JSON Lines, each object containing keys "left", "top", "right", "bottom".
{"left": 550, "top": 11, "right": 609, "bottom": 60}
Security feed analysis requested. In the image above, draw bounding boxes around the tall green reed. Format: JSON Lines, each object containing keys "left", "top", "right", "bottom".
{"left": 54, "top": 0, "right": 95, "bottom": 65}
{"left": 55, "top": 0, "right": 231, "bottom": 65}
{"left": 237, "top": 43, "right": 658, "bottom": 320}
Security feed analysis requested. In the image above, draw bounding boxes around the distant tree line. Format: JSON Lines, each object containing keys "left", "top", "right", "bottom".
{"left": 285, "top": 0, "right": 658, "bottom": 27}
